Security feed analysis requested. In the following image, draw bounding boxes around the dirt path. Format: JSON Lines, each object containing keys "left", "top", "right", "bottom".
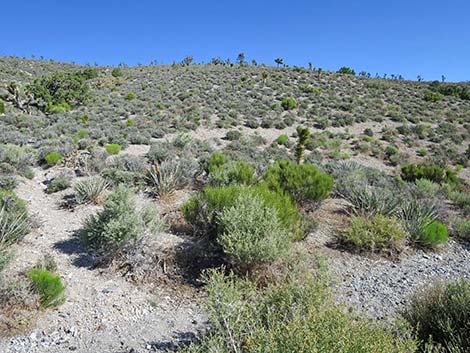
{"left": 1, "top": 168, "right": 204, "bottom": 353}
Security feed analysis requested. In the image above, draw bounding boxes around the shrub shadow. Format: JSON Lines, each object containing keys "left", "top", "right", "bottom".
{"left": 53, "top": 231, "right": 94, "bottom": 268}
{"left": 147, "top": 331, "right": 200, "bottom": 352}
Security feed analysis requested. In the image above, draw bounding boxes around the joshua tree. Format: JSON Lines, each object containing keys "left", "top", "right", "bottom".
{"left": 274, "top": 58, "right": 284, "bottom": 67}
{"left": 237, "top": 53, "right": 245, "bottom": 65}
{"left": 308, "top": 62, "right": 313, "bottom": 71}
{"left": 181, "top": 55, "right": 193, "bottom": 66}
{"left": 317, "top": 68, "right": 323, "bottom": 79}
{"left": 441, "top": 75, "right": 446, "bottom": 83}
{"left": 417, "top": 75, "right": 423, "bottom": 82}
{"left": 251, "top": 59, "right": 257, "bottom": 66}
{"left": 295, "top": 126, "right": 310, "bottom": 164}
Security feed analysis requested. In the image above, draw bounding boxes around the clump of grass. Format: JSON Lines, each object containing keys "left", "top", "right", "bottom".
{"left": 27, "top": 268, "right": 65, "bottom": 308}
{"left": 340, "top": 215, "right": 406, "bottom": 253}
{"left": 403, "top": 279, "right": 470, "bottom": 352}
{"left": 44, "top": 152, "right": 63, "bottom": 167}
{"left": 46, "top": 175, "right": 71, "bottom": 194}
{"left": 105, "top": 143, "right": 121, "bottom": 155}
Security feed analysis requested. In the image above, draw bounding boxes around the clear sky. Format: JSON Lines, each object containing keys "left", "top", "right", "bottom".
{"left": 2, "top": 0, "right": 469, "bottom": 82}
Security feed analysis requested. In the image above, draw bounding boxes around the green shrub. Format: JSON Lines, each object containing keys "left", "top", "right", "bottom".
{"left": 74, "top": 176, "right": 108, "bottom": 204}
{"left": 27, "top": 71, "right": 92, "bottom": 111}
{"left": 275, "top": 134, "right": 289, "bottom": 145}
{"left": 46, "top": 175, "right": 71, "bottom": 194}
{"left": 27, "top": 268, "right": 65, "bottom": 308}
{"left": 424, "top": 90, "right": 442, "bottom": 102}
{"left": 0, "top": 190, "right": 29, "bottom": 248}
{"left": 206, "top": 151, "right": 228, "bottom": 174}
{"left": 224, "top": 130, "right": 242, "bottom": 141}
{"left": 82, "top": 186, "right": 142, "bottom": 252}
{"left": 47, "top": 101, "right": 71, "bottom": 113}
{"left": 403, "top": 279, "right": 470, "bottom": 352}
{"left": 105, "top": 143, "right": 121, "bottom": 155}
{"left": 209, "top": 160, "right": 256, "bottom": 187}
{"left": 0, "top": 101, "right": 4, "bottom": 114}
{"left": 337, "top": 66, "right": 356, "bottom": 75}
{"left": 264, "top": 160, "right": 333, "bottom": 203}
{"left": 217, "top": 194, "right": 292, "bottom": 268}
{"left": 124, "top": 92, "right": 136, "bottom": 100}
{"left": 294, "top": 126, "right": 310, "bottom": 164}
{"left": 418, "top": 220, "right": 448, "bottom": 247}
{"left": 44, "top": 151, "right": 63, "bottom": 167}
{"left": 341, "top": 215, "right": 406, "bottom": 252}
{"left": 280, "top": 97, "right": 297, "bottom": 110}
{"left": 454, "top": 217, "right": 470, "bottom": 240}
{"left": 111, "top": 67, "right": 122, "bottom": 78}
{"left": 401, "top": 164, "right": 456, "bottom": 184}
{"left": 182, "top": 184, "right": 300, "bottom": 238}
{"left": 182, "top": 270, "right": 417, "bottom": 353}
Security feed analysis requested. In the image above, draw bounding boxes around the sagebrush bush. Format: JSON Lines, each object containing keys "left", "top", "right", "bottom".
{"left": 105, "top": 143, "right": 121, "bottom": 155}
{"left": 82, "top": 186, "right": 142, "bottom": 253}
{"left": 418, "top": 220, "right": 448, "bottom": 247}
{"left": 454, "top": 217, "right": 470, "bottom": 240}
{"left": 44, "top": 151, "right": 63, "bottom": 167}
{"left": 264, "top": 160, "right": 333, "bottom": 203}
{"left": 341, "top": 215, "right": 406, "bottom": 252}
{"left": 403, "top": 279, "right": 470, "bottom": 352}
{"left": 182, "top": 270, "right": 418, "bottom": 353}
{"left": 182, "top": 184, "right": 300, "bottom": 238}
{"left": 27, "top": 268, "right": 65, "bottom": 308}
{"left": 74, "top": 176, "right": 108, "bottom": 204}
{"left": 46, "top": 175, "right": 71, "bottom": 194}
{"left": 217, "top": 194, "right": 292, "bottom": 268}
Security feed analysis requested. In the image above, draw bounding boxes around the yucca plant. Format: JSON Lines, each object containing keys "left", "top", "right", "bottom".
{"left": 147, "top": 159, "right": 189, "bottom": 197}
{"left": 0, "top": 205, "right": 29, "bottom": 248}
{"left": 74, "top": 176, "right": 108, "bottom": 204}
{"left": 342, "top": 185, "right": 400, "bottom": 217}
{"left": 396, "top": 198, "right": 438, "bottom": 242}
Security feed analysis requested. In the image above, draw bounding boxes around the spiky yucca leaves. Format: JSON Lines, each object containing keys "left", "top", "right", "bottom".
{"left": 0, "top": 206, "right": 29, "bottom": 248}
{"left": 342, "top": 185, "right": 400, "bottom": 217}
{"left": 74, "top": 176, "right": 108, "bottom": 204}
{"left": 396, "top": 198, "right": 438, "bottom": 241}
{"left": 147, "top": 159, "right": 196, "bottom": 197}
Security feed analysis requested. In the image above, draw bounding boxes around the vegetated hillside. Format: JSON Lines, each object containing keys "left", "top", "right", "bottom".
{"left": 0, "top": 56, "right": 469, "bottom": 353}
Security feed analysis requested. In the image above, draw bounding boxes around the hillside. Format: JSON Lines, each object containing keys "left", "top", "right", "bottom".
{"left": 0, "top": 57, "right": 469, "bottom": 352}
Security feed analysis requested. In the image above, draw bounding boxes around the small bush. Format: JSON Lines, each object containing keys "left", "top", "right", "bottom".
{"left": 454, "top": 217, "right": 470, "bottom": 240}
{"left": 337, "top": 66, "right": 356, "bottom": 75}
{"left": 0, "top": 101, "right": 4, "bottom": 114}
{"left": 280, "top": 97, "right": 297, "bottom": 110}
{"left": 111, "top": 67, "right": 122, "bottom": 77}
{"left": 418, "top": 220, "right": 448, "bottom": 247}
{"left": 27, "top": 268, "right": 65, "bottom": 308}
{"left": 124, "top": 92, "right": 136, "bottom": 100}
{"left": 424, "top": 90, "right": 442, "bottom": 102}
{"left": 206, "top": 151, "right": 228, "bottom": 174}
{"left": 275, "top": 134, "right": 289, "bottom": 145}
{"left": 403, "top": 279, "right": 470, "bottom": 352}
{"left": 82, "top": 186, "right": 142, "bottom": 253}
{"left": 341, "top": 215, "right": 406, "bottom": 252}
{"left": 182, "top": 184, "right": 300, "bottom": 238}
{"left": 105, "top": 143, "right": 121, "bottom": 155}
{"left": 401, "top": 164, "right": 455, "bottom": 184}
{"left": 74, "top": 176, "right": 108, "bottom": 204}
{"left": 209, "top": 160, "right": 256, "bottom": 187}
{"left": 264, "top": 160, "right": 333, "bottom": 203}
{"left": 217, "top": 194, "right": 292, "bottom": 268}
{"left": 44, "top": 152, "right": 63, "bottom": 167}
{"left": 224, "top": 130, "right": 242, "bottom": 141}
{"left": 46, "top": 175, "right": 71, "bottom": 194}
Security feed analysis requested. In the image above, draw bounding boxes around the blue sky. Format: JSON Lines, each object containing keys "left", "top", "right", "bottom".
{"left": 3, "top": 0, "right": 469, "bottom": 81}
